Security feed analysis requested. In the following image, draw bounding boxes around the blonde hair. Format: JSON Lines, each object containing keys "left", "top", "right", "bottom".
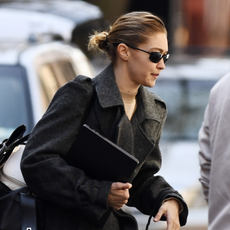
{"left": 88, "top": 11, "right": 167, "bottom": 63}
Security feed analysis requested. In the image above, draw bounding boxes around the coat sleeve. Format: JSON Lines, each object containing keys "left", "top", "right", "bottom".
{"left": 128, "top": 144, "right": 188, "bottom": 226}
{"left": 21, "top": 76, "right": 112, "bottom": 224}
{"left": 198, "top": 105, "right": 211, "bottom": 202}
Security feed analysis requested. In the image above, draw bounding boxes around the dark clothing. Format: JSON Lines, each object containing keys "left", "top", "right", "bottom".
{"left": 21, "top": 64, "right": 188, "bottom": 230}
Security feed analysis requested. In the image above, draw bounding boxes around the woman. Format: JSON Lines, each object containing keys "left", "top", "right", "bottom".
{"left": 21, "top": 11, "right": 188, "bottom": 230}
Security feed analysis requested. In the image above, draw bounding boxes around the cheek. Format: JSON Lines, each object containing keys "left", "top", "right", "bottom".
{"left": 127, "top": 58, "right": 142, "bottom": 75}
{"left": 129, "top": 63, "right": 146, "bottom": 80}
{"left": 130, "top": 56, "right": 149, "bottom": 73}
{"left": 129, "top": 50, "right": 147, "bottom": 67}
{"left": 127, "top": 53, "right": 156, "bottom": 84}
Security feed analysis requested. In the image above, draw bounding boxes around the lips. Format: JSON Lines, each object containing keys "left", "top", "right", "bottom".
{"left": 151, "top": 73, "right": 159, "bottom": 79}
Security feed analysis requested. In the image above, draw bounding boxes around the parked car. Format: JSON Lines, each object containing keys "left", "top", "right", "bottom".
{"left": 122, "top": 55, "right": 230, "bottom": 230}
{"left": 0, "top": 1, "right": 108, "bottom": 59}
{"left": 0, "top": 1, "right": 103, "bottom": 141}
{"left": 0, "top": 40, "right": 95, "bottom": 142}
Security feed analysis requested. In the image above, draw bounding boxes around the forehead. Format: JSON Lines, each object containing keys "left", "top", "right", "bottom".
{"left": 143, "top": 33, "right": 168, "bottom": 52}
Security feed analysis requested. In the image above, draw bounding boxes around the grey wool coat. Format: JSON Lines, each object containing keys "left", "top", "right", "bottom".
{"left": 21, "top": 64, "right": 188, "bottom": 230}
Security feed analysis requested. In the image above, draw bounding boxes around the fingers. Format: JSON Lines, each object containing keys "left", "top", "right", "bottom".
{"left": 111, "top": 182, "right": 132, "bottom": 190}
{"left": 107, "top": 182, "right": 132, "bottom": 210}
{"left": 153, "top": 204, "right": 166, "bottom": 222}
{"left": 153, "top": 200, "right": 180, "bottom": 230}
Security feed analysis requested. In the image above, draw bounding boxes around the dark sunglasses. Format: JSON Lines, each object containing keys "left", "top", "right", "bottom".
{"left": 113, "top": 43, "right": 170, "bottom": 63}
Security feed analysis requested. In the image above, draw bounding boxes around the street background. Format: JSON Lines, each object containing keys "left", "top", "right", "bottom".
{"left": 0, "top": 0, "right": 230, "bottom": 229}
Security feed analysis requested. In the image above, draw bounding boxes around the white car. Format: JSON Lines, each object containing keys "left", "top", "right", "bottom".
{"left": 0, "top": 1, "right": 106, "bottom": 58}
{"left": 0, "top": 1, "right": 105, "bottom": 142}
{"left": 0, "top": 41, "right": 95, "bottom": 142}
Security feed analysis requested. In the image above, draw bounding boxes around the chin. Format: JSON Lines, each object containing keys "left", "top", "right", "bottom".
{"left": 144, "top": 81, "right": 156, "bottom": 88}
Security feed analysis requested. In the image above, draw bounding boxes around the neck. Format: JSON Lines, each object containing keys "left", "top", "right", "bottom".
{"left": 114, "top": 64, "right": 140, "bottom": 94}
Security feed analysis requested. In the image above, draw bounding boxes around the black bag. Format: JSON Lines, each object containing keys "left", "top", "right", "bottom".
{"left": 0, "top": 125, "right": 37, "bottom": 230}
{"left": 0, "top": 124, "right": 29, "bottom": 168}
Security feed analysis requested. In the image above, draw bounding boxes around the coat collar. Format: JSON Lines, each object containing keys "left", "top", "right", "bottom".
{"left": 93, "top": 63, "right": 166, "bottom": 123}
{"left": 93, "top": 63, "right": 124, "bottom": 108}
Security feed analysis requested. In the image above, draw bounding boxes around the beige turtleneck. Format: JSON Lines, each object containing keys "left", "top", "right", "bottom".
{"left": 120, "top": 90, "right": 137, "bottom": 120}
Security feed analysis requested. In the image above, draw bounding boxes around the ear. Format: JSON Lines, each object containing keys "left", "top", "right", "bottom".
{"left": 117, "top": 43, "right": 129, "bottom": 61}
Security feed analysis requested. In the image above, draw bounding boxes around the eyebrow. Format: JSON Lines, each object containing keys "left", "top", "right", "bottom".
{"left": 150, "top": 47, "right": 168, "bottom": 54}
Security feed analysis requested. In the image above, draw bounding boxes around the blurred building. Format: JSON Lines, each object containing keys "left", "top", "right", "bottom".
{"left": 174, "top": 0, "right": 230, "bottom": 55}
{"left": 1, "top": 0, "right": 229, "bottom": 56}
{"left": 84, "top": 0, "right": 230, "bottom": 56}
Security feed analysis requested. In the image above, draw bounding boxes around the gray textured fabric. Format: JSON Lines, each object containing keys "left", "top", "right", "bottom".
{"left": 21, "top": 64, "right": 188, "bottom": 230}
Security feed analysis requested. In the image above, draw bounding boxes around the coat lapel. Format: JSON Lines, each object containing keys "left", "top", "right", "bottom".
{"left": 93, "top": 64, "right": 134, "bottom": 154}
{"left": 131, "top": 87, "right": 166, "bottom": 163}
{"left": 93, "top": 64, "right": 166, "bottom": 164}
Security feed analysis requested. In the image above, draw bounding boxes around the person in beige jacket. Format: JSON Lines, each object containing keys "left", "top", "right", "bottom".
{"left": 198, "top": 72, "right": 230, "bottom": 230}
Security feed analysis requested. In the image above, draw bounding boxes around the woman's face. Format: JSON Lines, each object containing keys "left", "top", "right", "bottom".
{"left": 126, "top": 32, "right": 168, "bottom": 88}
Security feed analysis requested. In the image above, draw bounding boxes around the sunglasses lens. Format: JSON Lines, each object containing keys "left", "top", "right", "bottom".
{"left": 149, "top": 52, "right": 162, "bottom": 63}
{"left": 163, "top": 54, "right": 169, "bottom": 63}
{"left": 149, "top": 52, "right": 169, "bottom": 63}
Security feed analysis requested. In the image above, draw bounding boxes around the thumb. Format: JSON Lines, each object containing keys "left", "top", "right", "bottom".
{"left": 112, "top": 182, "right": 132, "bottom": 190}
{"left": 122, "top": 182, "right": 132, "bottom": 189}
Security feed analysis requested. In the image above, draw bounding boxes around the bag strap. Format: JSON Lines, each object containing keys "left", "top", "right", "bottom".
{"left": 21, "top": 193, "right": 37, "bottom": 230}
{"left": 9, "top": 133, "right": 30, "bottom": 149}
{"left": 145, "top": 215, "right": 152, "bottom": 230}
{"left": 0, "top": 125, "right": 29, "bottom": 168}
{"left": 5, "top": 124, "right": 26, "bottom": 146}
{"left": 0, "top": 124, "right": 25, "bottom": 154}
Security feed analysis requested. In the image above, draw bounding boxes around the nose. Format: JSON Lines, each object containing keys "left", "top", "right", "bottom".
{"left": 156, "top": 58, "right": 165, "bottom": 70}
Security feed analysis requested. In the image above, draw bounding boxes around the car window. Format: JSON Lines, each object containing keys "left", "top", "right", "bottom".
{"left": 38, "top": 63, "right": 60, "bottom": 107}
{"left": 37, "top": 58, "right": 76, "bottom": 108}
{"left": 0, "top": 65, "right": 33, "bottom": 141}
{"left": 53, "top": 60, "right": 76, "bottom": 82}
{"left": 149, "top": 78, "right": 217, "bottom": 140}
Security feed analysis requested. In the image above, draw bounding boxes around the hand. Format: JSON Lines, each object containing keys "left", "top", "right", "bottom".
{"left": 107, "top": 182, "right": 132, "bottom": 210}
{"left": 154, "top": 199, "right": 180, "bottom": 230}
